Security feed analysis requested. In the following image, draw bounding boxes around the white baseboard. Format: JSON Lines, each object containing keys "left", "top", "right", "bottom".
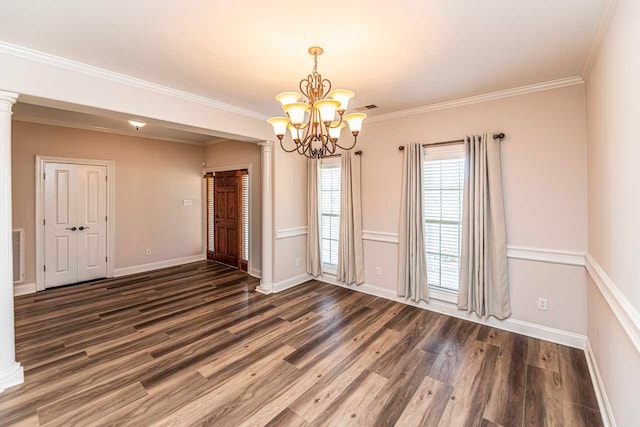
{"left": 585, "top": 339, "right": 615, "bottom": 427}
{"left": 113, "top": 254, "right": 206, "bottom": 277}
{"left": 14, "top": 282, "right": 36, "bottom": 296}
{"left": 273, "top": 273, "right": 313, "bottom": 293}
{"left": 0, "top": 361, "right": 24, "bottom": 393}
{"left": 315, "top": 274, "right": 586, "bottom": 349}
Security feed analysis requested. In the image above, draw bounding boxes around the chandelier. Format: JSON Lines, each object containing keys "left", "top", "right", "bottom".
{"left": 267, "top": 46, "right": 366, "bottom": 159}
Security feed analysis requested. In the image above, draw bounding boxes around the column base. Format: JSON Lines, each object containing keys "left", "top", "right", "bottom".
{"left": 0, "top": 361, "right": 24, "bottom": 393}
{"left": 255, "top": 281, "right": 274, "bottom": 294}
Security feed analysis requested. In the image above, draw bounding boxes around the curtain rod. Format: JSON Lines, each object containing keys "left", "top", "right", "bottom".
{"left": 324, "top": 150, "right": 362, "bottom": 158}
{"left": 398, "top": 133, "right": 505, "bottom": 151}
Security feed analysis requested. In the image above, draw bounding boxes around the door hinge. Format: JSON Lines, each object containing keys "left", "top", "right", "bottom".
{"left": 105, "top": 176, "right": 108, "bottom": 182}
{"left": 43, "top": 173, "right": 46, "bottom": 180}
{"left": 105, "top": 256, "right": 108, "bottom": 262}
{"left": 105, "top": 216, "right": 108, "bottom": 222}
{"left": 44, "top": 265, "right": 46, "bottom": 272}
{"left": 43, "top": 219, "right": 46, "bottom": 226}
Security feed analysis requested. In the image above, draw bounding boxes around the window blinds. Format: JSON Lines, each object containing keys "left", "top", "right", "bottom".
{"left": 241, "top": 174, "right": 249, "bottom": 261}
{"left": 206, "top": 174, "right": 215, "bottom": 253}
{"left": 423, "top": 145, "right": 465, "bottom": 292}
{"left": 320, "top": 162, "right": 341, "bottom": 268}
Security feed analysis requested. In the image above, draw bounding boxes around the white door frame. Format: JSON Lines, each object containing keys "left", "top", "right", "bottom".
{"left": 35, "top": 155, "right": 115, "bottom": 291}
{"left": 202, "top": 163, "right": 254, "bottom": 277}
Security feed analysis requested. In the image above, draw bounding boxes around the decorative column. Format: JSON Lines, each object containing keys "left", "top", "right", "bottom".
{"left": 0, "top": 91, "right": 22, "bottom": 393}
{"left": 256, "top": 141, "right": 274, "bottom": 294}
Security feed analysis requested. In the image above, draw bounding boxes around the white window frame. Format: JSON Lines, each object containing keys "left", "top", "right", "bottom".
{"left": 423, "top": 143, "right": 465, "bottom": 298}
{"left": 319, "top": 157, "right": 341, "bottom": 274}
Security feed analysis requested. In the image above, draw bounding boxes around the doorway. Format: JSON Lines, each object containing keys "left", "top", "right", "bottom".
{"left": 36, "top": 156, "right": 115, "bottom": 291}
{"left": 204, "top": 168, "right": 249, "bottom": 271}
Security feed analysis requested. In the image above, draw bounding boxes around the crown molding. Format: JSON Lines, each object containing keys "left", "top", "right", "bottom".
{"left": 13, "top": 115, "right": 207, "bottom": 146}
{"left": 367, "top": 76, "right": 584, "bottom": 123}
{"left": 581, "top": 0, "right": 619, "bottom": 80}
{"left": 0, "top": 41, "right": 269, "bottom": 121}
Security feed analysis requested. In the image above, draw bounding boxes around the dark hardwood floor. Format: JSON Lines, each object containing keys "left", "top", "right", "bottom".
{"left": 2, "top": 261, "right": 602, "bottom": 426}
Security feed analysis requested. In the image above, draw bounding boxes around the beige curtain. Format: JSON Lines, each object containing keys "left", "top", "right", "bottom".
{"left": 337, "top": 152, "right": 365, "bottom": 285}
{"left": 307, "top": 158, "right": 322, "bottom": 276}
{"left": 458, "top": 134, "right": 511, "bottom": 319}
{"left": 398, "top": 143, "right": 429, "bottom": 302}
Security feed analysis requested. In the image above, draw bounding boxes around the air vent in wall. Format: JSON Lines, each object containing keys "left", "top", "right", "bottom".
{"left": 12, "top": 229, "right": 25, "bottom": 283}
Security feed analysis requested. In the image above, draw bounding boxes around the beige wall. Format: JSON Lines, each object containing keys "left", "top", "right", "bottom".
{"left": 12, "top": 121, "right": 205, "bottom": 285}
{"left": 273, "top": 145, "right": 308, "bottom": 282}
{"left": 357, "top": 84, "right": 589, "bottom": 334}
{"left": 585, "top": 0, "right": 640, "bottom": 425}
{"left": 204, "top": 140, "right": 262, "bottom": 276}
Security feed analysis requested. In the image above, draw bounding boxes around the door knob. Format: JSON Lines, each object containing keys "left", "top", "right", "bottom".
{"left": 79, "top": 226, "right": 90, "bottom": 231}
{"left": 65, "top": 227, "right": 77, "bottom": 231}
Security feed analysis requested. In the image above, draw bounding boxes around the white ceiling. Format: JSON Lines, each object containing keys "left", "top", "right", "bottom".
{"left": 0, "top": 0, "right": 604, "bottom": 117}
{"left": 12, "top": 103, "right": 228, "bottom": 145}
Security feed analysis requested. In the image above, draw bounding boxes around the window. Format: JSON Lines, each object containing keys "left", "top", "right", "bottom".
{"left": 205, "top": 173, "right": 215, "bottom": 258}
{"left": 241, "top": 173, "right": 249, "bottom": 262}
{"left": 320, "top": 160, "right": 341, "bottom": 270}
{"left": 423, "top": 144, "right": 465, "bottom": 292}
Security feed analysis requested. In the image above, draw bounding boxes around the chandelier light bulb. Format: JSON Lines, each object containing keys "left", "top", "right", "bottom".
{"left": 344, "top": 113, "right": 367, "bottom": 135}
{"left": 314, "top": 99, "right": 340, "bottom": 123}
{"left": 329, "top": 89, "right": 355, "bottom": 112}
{"left": 267, "top": 117, "right": 289, "bottom": 138}
{"left": 287, "top": 124, "right": 304, "bottom": 141}
{"left": 283, "top": 102, "right": 310, "bottom": 125}
{"left": 275, "top": 91, "right": 302, "bottom": 107}
{"left": 328, "top": 122, "right": 345, "bottom": 140}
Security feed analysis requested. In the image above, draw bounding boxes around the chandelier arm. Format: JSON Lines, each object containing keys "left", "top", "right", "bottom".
{"left": 334, "top": 134, "right": 358, "bottom": 151}
{"left": 321, "top": 79, "right": 332, "bottom": 99}
{"left": 279, "top": 138, "right": 302, "bottom": 153}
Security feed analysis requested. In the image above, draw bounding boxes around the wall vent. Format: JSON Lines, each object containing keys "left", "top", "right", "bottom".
{"left": 12, "top": 228, "right": 25, "bottom": 283}
{"left": 353, "top": 104, "right": 379, "bottom": 112}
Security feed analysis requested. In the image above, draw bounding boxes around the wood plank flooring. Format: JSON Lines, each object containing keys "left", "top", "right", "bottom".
{"left": 2, "top": 261, "right": 603, "bottom": 426}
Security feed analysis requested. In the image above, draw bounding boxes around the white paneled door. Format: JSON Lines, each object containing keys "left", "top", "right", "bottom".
{"left": 44, "top": 163, "right": 107, "bottom": 288}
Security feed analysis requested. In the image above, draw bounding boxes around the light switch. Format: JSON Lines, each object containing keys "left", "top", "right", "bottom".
{"left": 183, "top": 199, "right": 192, "bottom": 206}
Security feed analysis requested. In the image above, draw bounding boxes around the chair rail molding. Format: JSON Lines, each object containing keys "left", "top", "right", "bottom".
{"left": 585, "top": 253, "right": 640, "bottom": 355}
{"left": 275, "top": 226, "right": 308, "bottom": 239}
{"left": 362, "top": 230, "right": 586, "bottom": 267}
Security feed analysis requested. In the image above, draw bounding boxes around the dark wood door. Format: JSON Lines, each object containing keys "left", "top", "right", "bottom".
{"left": 214, "top": 171, "right": 240, "bottom": 267}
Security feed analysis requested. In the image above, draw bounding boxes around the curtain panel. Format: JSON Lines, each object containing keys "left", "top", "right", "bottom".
{"left": 307, "top": 158, "right": 323, "bottom": 276}
{"left": 398, "top": 143, "right": 429, "bottom": 302}
{"left": 458, "top": 134, "right": 511, "bottom": 319}
{"left": 336, "top": 151, "right": 365, "bottom": 285}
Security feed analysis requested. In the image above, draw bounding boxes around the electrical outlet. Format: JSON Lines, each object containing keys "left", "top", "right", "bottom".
{"left": 537, "top": 297, "right": 548, "bottom": 311}
{"left": 296, "top": 257, "right": 301, "bottom": 266}
{"left": 183, "top": 199, "right": 192, "bottom": 206}
{"left": 376, "top": 266, "right": 382, "bottom": 276}
{"left": 145, "top": 248, "right": 152, "bottom": 256}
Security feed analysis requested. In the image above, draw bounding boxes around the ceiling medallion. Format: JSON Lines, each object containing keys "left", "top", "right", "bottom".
{"left": 267, "top": 46, "right": 366, "bottom": 159}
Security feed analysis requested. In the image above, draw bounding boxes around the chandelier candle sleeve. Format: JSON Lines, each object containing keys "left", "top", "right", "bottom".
{"left": 267, "top": 46, "right": 366, "bottom": 159}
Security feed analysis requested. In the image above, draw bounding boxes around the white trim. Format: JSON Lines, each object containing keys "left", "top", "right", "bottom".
{"left": 316, "top": 273, "right": 586, "bottom": 349}
{"left": 13, "top": 115, "right": 208, "bottom": 146}
{"left": 367, "top": 76, "right": 584, "bottom": 123}
{"left": 0, "top": 361, "right": 24, "bottom": 393}
{"left": 585, "top": 338, "right": 616, "bottom": 427}
{"left": 276, "top": 226, "right": 308, "bottom": 239}
{"left": 581, "top": 0, "right": 619, "bottom": 80}
{"left": 362, "top": 231, "right": 586, "bottom": 267}
{"left": 0, "top": 40, "right": 267, "bottom": 121}
{"left": 113, "top": 254, "right": 206, "bottom": 277}
{"left": 507, "top": 246, "right": 586, "bottom": 266}
{"left": 362, "top": 230, "right": 399, "bottom": 244}
{"left": 35, "top": 155, "right": 116, "bottom": 292}
{"left": 13, "top": 282, "right": 36, "bottom": 296}
{"left": 585, "top": 254, "right": 640, "bottom": 354}
{"left": 12, "top": 228, "right": 25, "bottom": 283}
{"left": 273, "top": 273, "right": 313, "bottom": 293}
{"left": 202, "top": 163, "right": 254, "bottom": 277}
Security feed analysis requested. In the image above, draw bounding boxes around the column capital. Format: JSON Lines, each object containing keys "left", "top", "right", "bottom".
{"left": 258, "top": 140, "right": 274, "bottom": 150}
{"left": 0, "top": 91, "right": 19, "bottom": 105}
